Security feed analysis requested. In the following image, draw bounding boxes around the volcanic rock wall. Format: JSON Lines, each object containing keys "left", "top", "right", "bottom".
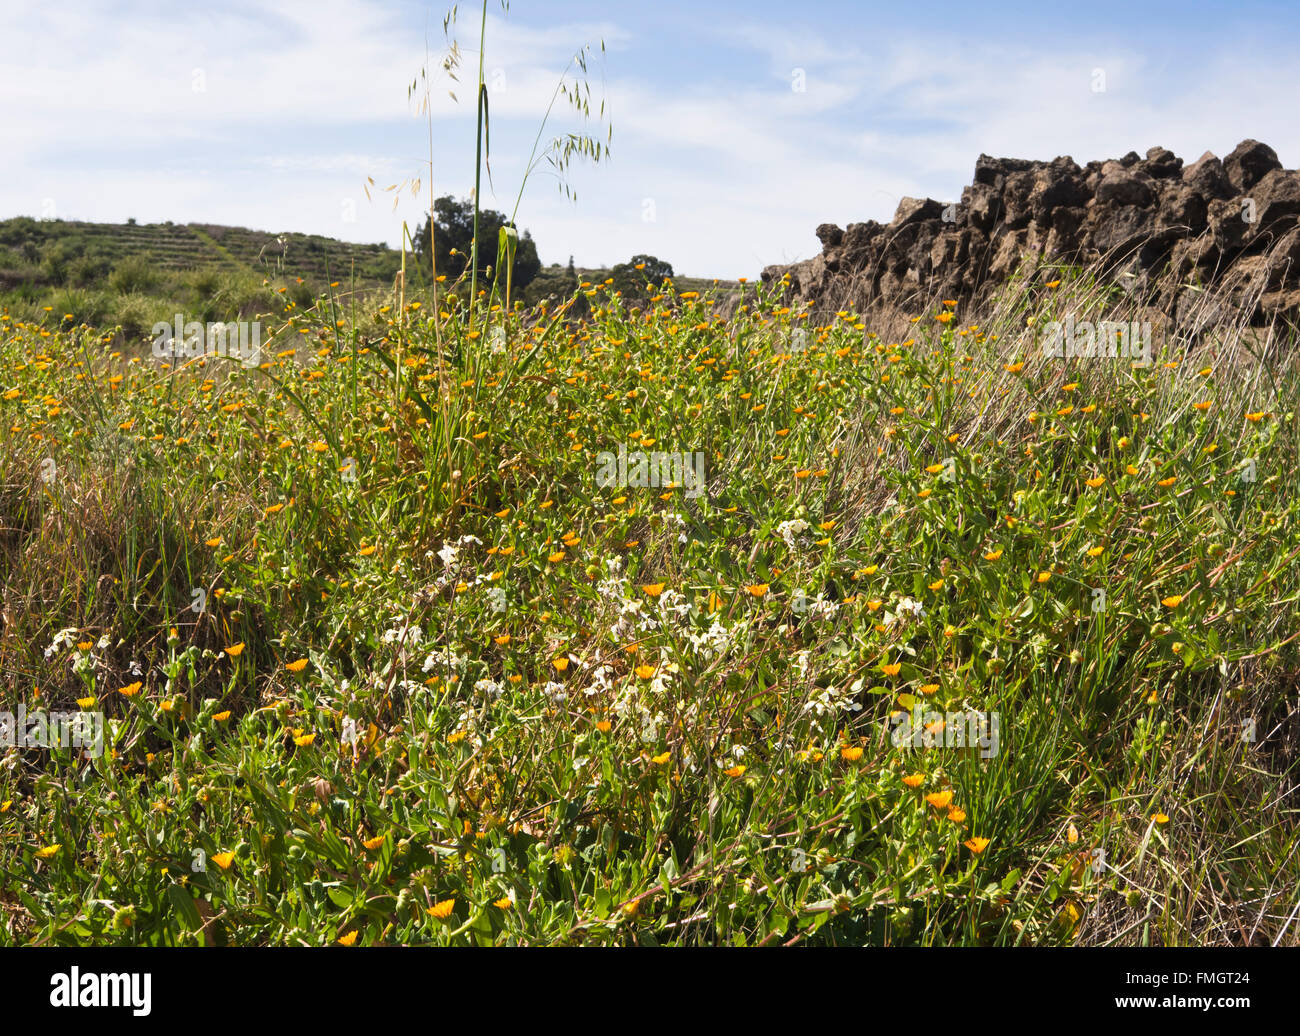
{"left": 762, "top": 141, "right": 1300, "bottom": 332}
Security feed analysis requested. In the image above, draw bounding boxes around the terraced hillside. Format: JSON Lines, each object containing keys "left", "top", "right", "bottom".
{"left": 0, "top": 217, "right": 405, "bottom": 287}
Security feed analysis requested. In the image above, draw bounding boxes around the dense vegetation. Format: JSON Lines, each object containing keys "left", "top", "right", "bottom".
{"left": 0, "top": 214, "right": 703, "bottom": 350}
{"left": 1, "top": 262, "right": 1296, "bottom": 945}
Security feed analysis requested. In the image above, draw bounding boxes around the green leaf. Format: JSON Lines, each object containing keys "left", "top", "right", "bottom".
{"left": 167, "top": 886, "right": 203, "bottom": 931}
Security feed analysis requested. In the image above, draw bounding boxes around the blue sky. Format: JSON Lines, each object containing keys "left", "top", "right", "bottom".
{"left": 5, "top": 0, "right": 1299, "bottom": 278}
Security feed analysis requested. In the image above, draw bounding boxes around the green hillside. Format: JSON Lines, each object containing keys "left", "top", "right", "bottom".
{"left": 0, "top": 217, "right": 405, "bottom": 289}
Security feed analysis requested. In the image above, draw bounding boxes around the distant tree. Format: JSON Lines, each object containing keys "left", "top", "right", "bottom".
{"left": 413, "top": 195, "right": 540, "bottom": 295}
{"left": 611, "top": 254, "right": 674, "bottom": 301}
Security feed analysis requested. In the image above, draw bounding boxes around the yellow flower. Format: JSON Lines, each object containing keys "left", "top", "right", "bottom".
{"left": 35, "top": 844, "right": 62, "bottom": 859}
{"left": 964, "top": 837, "right": 990, "bottom": 854}
{"left": 337, "top": 931, "right": 358, "bottom": 946}
{"left": 652, "top": 751, "right": 671, "bottom": 765}
{"left": 358, "top": 544, "right": 377, "bottom": 557}
{"left": 1087, "top": 546, "right": 1104, "bottom": 557}
{"left": 285, "top": 658, "right": 309, "bottom": 673}
{"left": 724, "top": 764, "right": 747, "bottom": 778}
{"left": 547, "top": 550, "right": 566, "bottom": 563}
{"left": 919, "top": 683, "right": 939, "bottom": 696}
{"left": 840, "top": 746, "right": 863, "bottom": 762}
{"left": 1151, "top": 812, "right": 1170, "bottom": 825}
{"left": 211, "top": 851, "right": 236, "bottom": 870}
{"left": 493, "top": 897, "right": 513, "bottom": 910}
{"left": 293, "top": 733, "right": 316, "bottom": 747}
{"left": 552, "top": 657, "right": 569, "bottom": 672}
{"left": 225, "top": 643, "right": 245, "bottom": 657}
{"left": 983, "top": 549, "right": 1003, "bottom": 561}
{"left": 1036, "top": 571, "right": 1051, "bottom": 583}
{"left": 363, "top": 835, "right": 386, "bottom": 851}
{"left": 925, "top": 791, "right": 953, "bottom": 809}
{"left": 634, "top": 664, "right": 656, "bottom": 679}
{"left": 428, "top": 898, "right": 456, "bottom": 920}
{"left": 928, "top": 579, "right": 944, "bottom": 590}
{"left": 595, "top": 720, "right": 612, "bottom": 733}
{"left": 745, "top": 583, "right": 769, "bottom": 597}
{"left": 881, "top": 662, "right": 902, "bottom": 677}
{"left": 902, "top": 773, "right": 924, "bottom": 788}
{"left": 1085, "top": 476, "right": 1105, "bottom": 488}
{"left": 947, "top": 807, "right": 967, "bottom": 823}
{"left": 118, "top": 681, "right": 143, "bottom": 697}
{"left": 213, "top": 710, "right": 231, "bottom": 722}
{"left": 641, "top": 582, "right": 665, "bottom": 597}
{"left": 1161, "top": 595, "right": 1183, "bottom": 608}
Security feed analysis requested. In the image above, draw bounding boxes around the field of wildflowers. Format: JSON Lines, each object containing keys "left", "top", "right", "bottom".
{"left": 2, "top": 262, "right": 1297, "bottom": 946}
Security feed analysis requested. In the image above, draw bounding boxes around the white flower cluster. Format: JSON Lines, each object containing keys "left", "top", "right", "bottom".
{"left": 667, "top": 512, "right": 689, "bottom": 545}
{"left": 801, "top": 682, "right": 863, "bottom": 719}
{"left": 656, "top": 587, "right": 693, "bottom": 623}
{"left": 583, "top": 665, "right": 617, "bottom": 698}
{"left": 381, "top": 622, "right": 424, "bottom": 647}
{"left": 45, "top": 628, "right": 108, "bottom": 659}
{"left": 776, "top": 518, "right": 811, "bottom": 549}
{"left": 430, "top": 534, "right": 483, "bottom": 590}
{"left": 886, "top": 597, "right": 925, "bottom": 627}
{"left": 610, "top": 598, "right": 659, "bottom": 641}
{"left": 596, "top": 559, "right": 627, "bottom": 601}
{"left": 687, "top": 620, "right": 734, "bottom": 660}
{"left": 421, "top": 648, "right": 467, "bottom": 674}
{"left": 793, "top": 590, "right": 839, "bottom": 622}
